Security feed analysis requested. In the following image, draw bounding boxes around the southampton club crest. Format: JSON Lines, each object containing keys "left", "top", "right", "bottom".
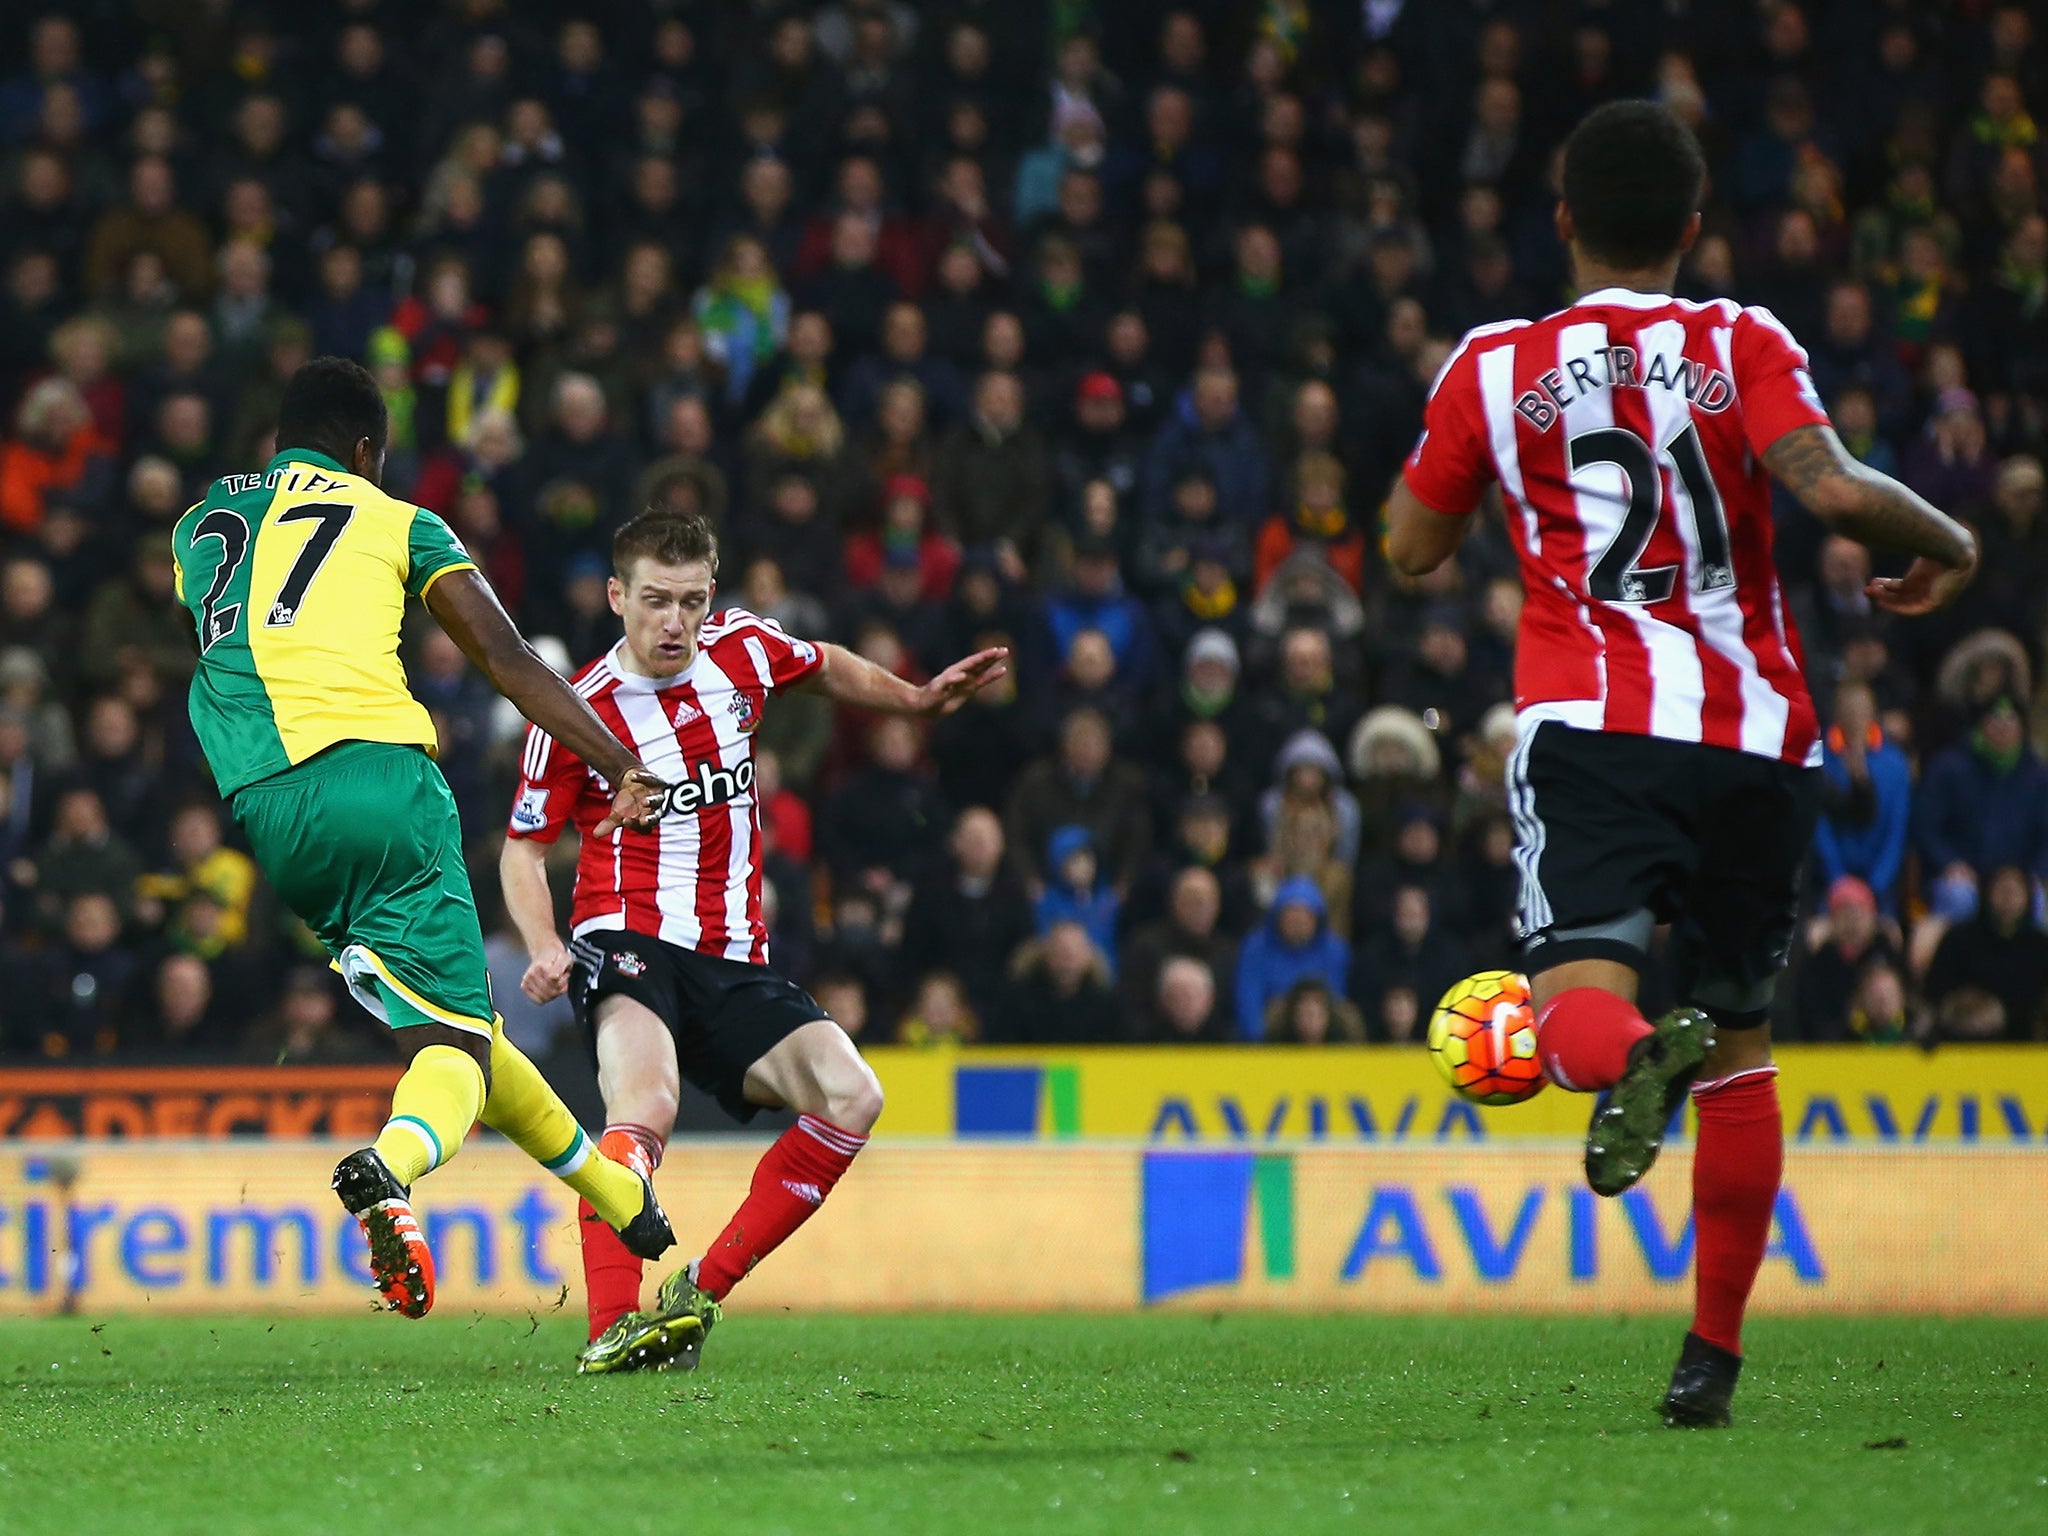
{"left": 727, "top": 687, "right": 764, "bottom": 734}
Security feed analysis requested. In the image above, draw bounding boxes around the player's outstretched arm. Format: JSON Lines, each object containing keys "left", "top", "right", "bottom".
{"left": 805, "top": 641, "right": 1011, "bottom": 716}
{"left": 1763, "top": 424, "right": 1979, "bottom": 615}
{"left": 499, "top": 837, "right": 571, "bottom": 1004}
{"left": 1385, "top": 477, "right": 1477, "bottom": 577}
{"left": 425, "top": 569, "right": 666, "bottom": 832}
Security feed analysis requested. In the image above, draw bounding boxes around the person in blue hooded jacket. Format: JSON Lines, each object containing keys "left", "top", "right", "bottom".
{"left": 1812, "top": 681, "right": 1912, "bottom": 917}
{"left": 1033, "top": 823, "right": 1121, "bottom": 969}
{"left": 1234, "top": 875, "right": 1349, "bottom": 1041}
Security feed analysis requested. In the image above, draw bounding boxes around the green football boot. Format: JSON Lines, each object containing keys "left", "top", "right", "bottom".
{"left": 575, "top": 1308, "right": 703, "bottom": 1376}
{"left": 647, "top": 1261, "right": 723, "bottom": 1372}
{"left": 1583, "top": 1007, "right": 1716, "bottom": 1197}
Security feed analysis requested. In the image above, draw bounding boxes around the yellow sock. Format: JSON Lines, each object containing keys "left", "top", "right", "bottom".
{"left": 373, "top": 1045, "right": 487, "bottom": 1187}
{"left": 480, "top": 1027, "right": 647, "bottom": 1229}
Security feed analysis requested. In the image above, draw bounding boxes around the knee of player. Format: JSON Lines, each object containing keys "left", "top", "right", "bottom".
{"left": 607, "top": 1076, "right": 680, "bottom": 1137}
{"left": 825, "top": 1056, "right": 884, "bottom": 1135}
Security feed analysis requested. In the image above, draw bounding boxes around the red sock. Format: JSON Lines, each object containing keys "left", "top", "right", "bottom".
{"left": 1690, "top": 1068, "right": 1782, "bottom": 1356}
{"left": 1536, "top": 987, "right": 1654, "bottom": 1091}
{"left": 694, "top": 1114, "right": 867, "bottom": 1299}
{"left": 580, "top": 1123, "right": 665, "bottom": 1341}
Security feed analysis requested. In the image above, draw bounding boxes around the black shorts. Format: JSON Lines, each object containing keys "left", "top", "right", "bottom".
{"left": 1506, "top": 721, "right": 1822, "bottom": 1018}
{"left": 568, "top": 931, "right": 828, "bottom": 1122}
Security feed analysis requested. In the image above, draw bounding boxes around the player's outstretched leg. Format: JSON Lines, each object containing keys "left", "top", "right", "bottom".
{"left": 588, "top": 1020, "right": 880, "bottom": 1375}
{"left": 333, "top": 1042, "right": 487, "bottom": 1317}
{"left": 480, "top": 1026, "right": 675, "bottom": 1259}
{"left": 1663, "top": 1057, "right": 1782, "bottom": 1427}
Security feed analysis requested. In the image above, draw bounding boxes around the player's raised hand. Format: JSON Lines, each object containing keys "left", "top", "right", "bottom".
{"left": 916, "top": 646, "right": 1011, "bottom": 715}
{"left": 1867, "top": 542, "right": 1978, "bottom": 616}
{"left": 521, "top": 942, "right": 573, "bottom": 1004}
{"left": 596, "top": 766, "right": 671, "bottom": 836}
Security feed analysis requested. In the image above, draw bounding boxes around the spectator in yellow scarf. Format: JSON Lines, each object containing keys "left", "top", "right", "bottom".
{"left": 136, "top": 803, "right": 257, "bottom": 951}
{"left": 445, "top": 328, "right": 520, "bottom": 448}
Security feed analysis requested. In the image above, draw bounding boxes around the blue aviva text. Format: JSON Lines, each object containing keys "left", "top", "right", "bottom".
{"left": 1138, "top": 1151, "right": 1824, "bottom": 1303}
{"left": 1335, "top": 1183, "right": 1821, "bottom": 1284}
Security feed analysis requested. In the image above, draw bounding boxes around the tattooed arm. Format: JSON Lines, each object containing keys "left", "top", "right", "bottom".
{"left": 1762, "top": 424, "right": 1978, "bottom": 615}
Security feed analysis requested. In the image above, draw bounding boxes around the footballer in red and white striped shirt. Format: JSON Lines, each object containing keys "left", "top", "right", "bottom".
{"left": 499, "top": 508, "right": 1007, "bottom": 1374}
{"left": 510, "top": 605, "right": 821, "bottom": 963}
{"left": 1386, "top": 101, "right": 1977, "bottom": 1429}
{"left": 1403, "top": 288, "right": 1827, "bottom": 765}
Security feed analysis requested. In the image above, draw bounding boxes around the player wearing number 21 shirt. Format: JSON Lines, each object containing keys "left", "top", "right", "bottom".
{"left": 1386, "top": 102, "right": 1977, "bottom": 1429}
{"left": 499, "top": 508, "right": 1009, "bottom": 1375}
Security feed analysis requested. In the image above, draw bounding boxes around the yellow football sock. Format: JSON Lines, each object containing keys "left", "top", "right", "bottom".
{"left": 480, "top": 1028, "right": 647, "bottom": 1229}
{"left": 373, "top": 1045, "right": 487, "bottom": 1187}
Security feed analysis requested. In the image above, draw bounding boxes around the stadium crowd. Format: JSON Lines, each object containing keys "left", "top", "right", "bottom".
{"left": 2, "top": 0, "right": 2047, "bottom": 1064}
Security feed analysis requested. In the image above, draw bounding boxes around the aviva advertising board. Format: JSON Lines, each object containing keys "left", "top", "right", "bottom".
{"left": 0, "top": 1143, "right": 2041, "bottom": 1316}
{"left": 4, "top": 1052, "right": 2048, "bottom": 1144}
{"left": 863, "top": 1046, "right": 2048, "bottom": 1143}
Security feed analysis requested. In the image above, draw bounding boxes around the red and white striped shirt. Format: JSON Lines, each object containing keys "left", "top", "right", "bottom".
{"left": 1405, "top": 288, "right": 1827, "bottom": 766}
{"left": 507, "top": 607, "right": 824, "bottom": 962}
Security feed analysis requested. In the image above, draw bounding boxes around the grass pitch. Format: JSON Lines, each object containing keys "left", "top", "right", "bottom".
{"left": 2, "top": 1313, "right": 2044, "bottom": 1536}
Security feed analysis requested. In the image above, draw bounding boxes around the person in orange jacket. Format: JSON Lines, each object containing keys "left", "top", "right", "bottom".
{"left": 1253, "top": 449, "right": 1366, "bottom": 595}
{"left": 0, "top": 377, "right": 114, "bottom": 535}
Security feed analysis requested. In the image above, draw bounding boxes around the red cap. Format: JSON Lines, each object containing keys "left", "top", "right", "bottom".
{"left": 883, "top": 473, "right": 932, "bottom": 507}
{"left": 1827, "top": 875, "right": 1876, "bottom": 914}
{"left": 1076, "top": 371, "right": 1121, "bottom": 405}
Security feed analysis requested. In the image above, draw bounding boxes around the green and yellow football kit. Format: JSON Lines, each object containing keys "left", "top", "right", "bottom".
{"left": 173, "top": 448, "right": 647, "bottom": 1228}
{"left": 172, "top": 447, "right": 490, "bottom": 1034}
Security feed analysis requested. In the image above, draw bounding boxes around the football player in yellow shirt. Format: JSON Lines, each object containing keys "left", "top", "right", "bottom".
{"left": 172, "top": 357, "right": 674, "bottom": 1317}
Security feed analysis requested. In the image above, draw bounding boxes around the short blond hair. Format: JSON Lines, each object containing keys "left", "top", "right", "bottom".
{"left": 15, "top": 376, "right": 88, "bottom": 439}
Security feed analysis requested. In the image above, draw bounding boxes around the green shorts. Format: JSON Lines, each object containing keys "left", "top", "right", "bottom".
{"left": 232, "top": 741, "right": 496, "bottom": 1037}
